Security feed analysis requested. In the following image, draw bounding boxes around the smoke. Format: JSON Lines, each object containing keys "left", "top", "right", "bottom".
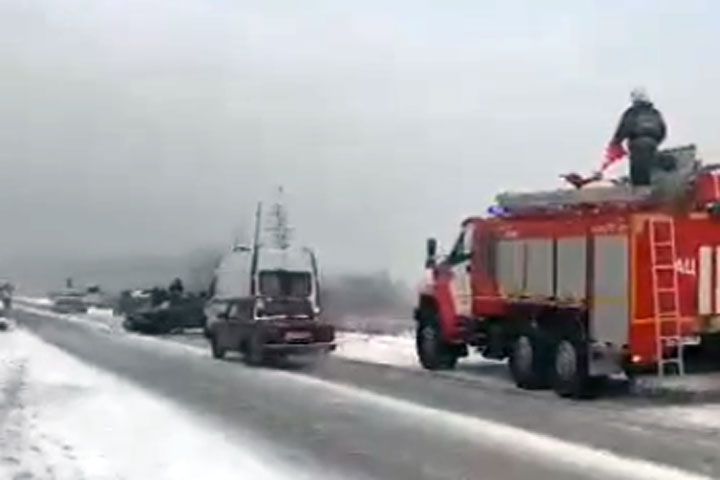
{"left": 2, "top": 248, "right": 225, "bottom": 295}
{"left": 321, "top": 271, "right": 414, "bottom": 333}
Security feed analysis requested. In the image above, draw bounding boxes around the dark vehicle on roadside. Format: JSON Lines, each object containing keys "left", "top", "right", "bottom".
{"left": 115, "top": 289, "right": 153, "bottom": 317}
{"left": 83, "top": 284, "right": 106, "bottom": 308}
{"left": 205, "top": 244, "right": 335, "bottom": 365}
{"left": 0, "top": 286, "right": 10, "bottom": 330}
{"left": 52, "top": 295, "right": 89, "bottom": 314}
{"left": 0, "top": 281, "right": 13, "bottom": 311}
{"left": 123, "top": 292, "right": 206, "bottom": 334}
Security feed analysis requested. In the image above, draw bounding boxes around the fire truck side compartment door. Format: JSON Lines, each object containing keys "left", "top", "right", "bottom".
{"left": 497, "top": 239, "right": 525, "bottom": 296}
{"left": 556, "top": 237, "right": 586, "bottom": 302}
{"left": 525, "top": 239, "right": 553, "bottom": 298}
{"left": 591, "top": 235, "right": 629, "bottom": 347}
{"left": 698, "top": 245, "right": 712, "bottom": 315}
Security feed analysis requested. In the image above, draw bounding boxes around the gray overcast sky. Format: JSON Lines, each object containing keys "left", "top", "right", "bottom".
{"left": 2, "top": 0, "right": 720, "bottom": 281}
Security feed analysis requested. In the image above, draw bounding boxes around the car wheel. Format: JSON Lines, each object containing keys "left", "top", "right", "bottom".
{"left": 244, "top": 331, "right": 266, "bottom": 367}
{"left": 210, "top": 333, "right": 226, "bottom": 360}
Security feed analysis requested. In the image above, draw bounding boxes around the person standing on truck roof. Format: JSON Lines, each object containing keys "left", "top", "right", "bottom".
{"left": 601, "top": 87, "right": 667, "bottom": 186}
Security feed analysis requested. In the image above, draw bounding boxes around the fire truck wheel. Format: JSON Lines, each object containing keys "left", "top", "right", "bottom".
{"left": 509, "top": 334, "right": 549, "bottom": 390}
{"left": 552, "top": 339, "right": 593, "bottom": 398}
{"left": 416, "top": 322, "right": 457, "bottom": 370}
{"left": 210, "top": 333, "right": 226, "bottom": 360}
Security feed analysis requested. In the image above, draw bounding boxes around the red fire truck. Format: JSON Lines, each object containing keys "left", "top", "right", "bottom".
{"left": 414, "top": 146, "right": 720, "bottom": 397}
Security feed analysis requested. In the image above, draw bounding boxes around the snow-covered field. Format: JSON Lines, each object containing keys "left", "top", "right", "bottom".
{"left": 334, "top": 330, "right": 420, "bottom": 368}
{"left": 16, "top": 298, "right": 124, "bottom": 333}
{"left": 0, "top": 325, "right": 309, "bottom": 480}
{"left": 17, "top": 297, "right": 53, "bottom": 307}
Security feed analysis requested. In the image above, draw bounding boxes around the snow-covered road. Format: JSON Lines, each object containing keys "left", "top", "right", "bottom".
{"left": 10, "top": 299, "right": 720, "bottom": 478}
{"left": 0, "top": 326, "right": 306, "bottom": 480}
{"left": 15, "top": 298, "right": 720, "bottom": 426}
{"left": 9, "top": 310, "right": 719, "bottom": 480}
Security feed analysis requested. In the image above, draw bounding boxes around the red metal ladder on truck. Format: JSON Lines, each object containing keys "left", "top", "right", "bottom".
{"left": 649, "top": 217, "right": 685, "bottom": 377}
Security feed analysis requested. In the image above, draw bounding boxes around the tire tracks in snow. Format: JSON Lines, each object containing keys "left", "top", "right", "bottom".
{"left": 0, "top": 331, "right": 86, "bottom": 480}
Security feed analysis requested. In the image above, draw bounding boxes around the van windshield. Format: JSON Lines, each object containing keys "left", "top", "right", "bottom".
{"left": 258, "top": 270, "right": 312, "bottom": 297}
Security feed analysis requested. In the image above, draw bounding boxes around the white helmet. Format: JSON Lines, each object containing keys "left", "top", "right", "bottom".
{"left": 630, "top": 86, "right": 650, "bottom": 104}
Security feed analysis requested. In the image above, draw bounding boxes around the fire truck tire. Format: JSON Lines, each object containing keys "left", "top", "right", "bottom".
{"left": 552, "top": 339, "right": 593, "bottom": 398}
{"left": 210, "top": 333, "right": 226, "bottom": 360}
{"left": 509, "top": 334, "right": 549, "bottom": 390}
{"left": 416, "top": 322, "right": 458, "bottom": 370}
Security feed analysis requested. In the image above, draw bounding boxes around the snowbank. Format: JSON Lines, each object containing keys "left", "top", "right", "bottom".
{"left": 0, "top": 329, "right": 313, "bottom": 480}
{"left": 85, "top": 306, "right": 125, "bottom": 331}
{"left": 15, "top": 299, "right": 125, "bottom": 334}
{"left": 16, "top": 296, "right": 52, "bottom": 307}
{"left": 334, "top": 330, "right": 419, "bottom": 368}
{"left": 634, "top": 403, "right": 720, "bottom": 431}
{"left": 334, "top": 330, "right": 503, "bottom": 371}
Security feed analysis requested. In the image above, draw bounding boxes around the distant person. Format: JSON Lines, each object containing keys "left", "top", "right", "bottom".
{"left": 151, "top": 287, "right": 168, "bottom": 306}
{"left": 169, "top": 278, "right": 184, "bottom": 297}
{"left": 0, "top": 283, "right": 12, "bottom": 310}
{"left": 602, "top": 87, "right": 667, "bottom": 186}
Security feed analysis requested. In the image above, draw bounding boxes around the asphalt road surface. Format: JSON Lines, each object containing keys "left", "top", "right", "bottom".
{"left": 14, "top": 309, "right": 720, "bottom": 480}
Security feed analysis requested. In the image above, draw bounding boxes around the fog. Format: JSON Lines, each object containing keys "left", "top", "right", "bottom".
{"left": 2, "top": 0, "right": 720, "bottom": 289}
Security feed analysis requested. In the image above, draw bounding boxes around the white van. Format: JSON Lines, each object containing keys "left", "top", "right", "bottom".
{"left": 204, "top": 244, "right": 334, "bottom": 365}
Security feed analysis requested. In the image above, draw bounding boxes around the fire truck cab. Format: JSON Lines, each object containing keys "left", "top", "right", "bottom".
{"left": 415, "top": 146, "right": 720, "bottom": 397}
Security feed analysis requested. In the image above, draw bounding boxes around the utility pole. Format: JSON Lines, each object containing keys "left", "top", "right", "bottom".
{"left": 252, "top": 201, "right": 263, "bottom": 251}
{"left": 266, "top": 186, "right": 293, "bottom": 250}
{"left": 249, "top": 201, "right": 263, "bottom": 295}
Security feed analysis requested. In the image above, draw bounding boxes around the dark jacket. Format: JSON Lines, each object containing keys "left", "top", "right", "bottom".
{"left": 611, "top": 101, "right": 667, "bottom": 145}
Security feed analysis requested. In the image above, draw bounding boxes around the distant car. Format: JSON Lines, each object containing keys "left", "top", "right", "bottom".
{"left": 83, "top": 285, "right": 106, "bottom": 308}
{"left": 210, "top": 296, "right": 335, "bottom": 365}
{"left": 123, "top": 295, "right": 206, "bottom": 334}
{"left": 0, "top": 281, "right": 13, "bottom": 311}
{"left": 51, "top": 296, "right": 88, "bottom": 314}
{"left": 0, "top": 301, "right": 8, "bottom": 330}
